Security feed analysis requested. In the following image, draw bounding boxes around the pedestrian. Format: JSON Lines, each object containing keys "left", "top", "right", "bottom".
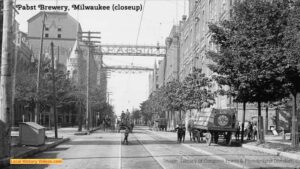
{"left": 175, "top": 125, "right": 183, "bottom": 143}
{"left": 247, "top": 122, "right": 253, "bottom": 140}
{"left": 188, "top": 123, "right": 193, "bottom": 141}
{"left": 130, "top": 122, "right": 134, "bottom": 133}
{"left": 235, "top": 124, "right": 240, "bottom": 141}
{"left": 182, "top": 125, "right": 186, "bottom": 143}
{"left": 253, "top": 123, "right": 257, "bottom": 141}
{"left": 123, "top": 127, "right": 130, "bottom": 145}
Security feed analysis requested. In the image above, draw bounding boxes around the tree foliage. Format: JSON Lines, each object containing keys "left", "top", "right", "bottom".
{"left": 141, "top": 68, "right": 215, "bottom": 123}
{"left": 207, "top": 0, "right": 300, "bottom": 146}
{"left": 181, "top": 68, "right": 215, "bottom": 111}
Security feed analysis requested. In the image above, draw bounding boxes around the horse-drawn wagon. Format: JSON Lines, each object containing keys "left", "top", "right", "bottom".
{"left": 154, "top": 118, "right": 167, "bottom": 131}
{"left": 118, "top": 118, "right": 134, "bottom": 133}
{"left": 189, "top": 108, "right": 238, "bottom": 146}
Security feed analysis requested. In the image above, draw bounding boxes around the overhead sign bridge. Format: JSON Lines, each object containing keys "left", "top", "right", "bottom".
{"left": 100, "top": 44, "right": 166, "bottom": 57}
{"left": 103, "top": 65, "right": 153, "bottom": 72}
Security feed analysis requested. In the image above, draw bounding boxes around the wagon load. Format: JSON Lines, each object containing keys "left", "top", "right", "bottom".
{"left": 193, "top": 108, "right": 237, "bottom": 131}
{"left": 189, "top": 108, "right": 238, "bottom": 145}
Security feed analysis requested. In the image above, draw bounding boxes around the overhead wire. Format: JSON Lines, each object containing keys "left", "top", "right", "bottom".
{"left": 132, "top": 0, "right": 146, "bottom": 66}
{"left": 120, "top": 0, "right": 147, "bottom": 112}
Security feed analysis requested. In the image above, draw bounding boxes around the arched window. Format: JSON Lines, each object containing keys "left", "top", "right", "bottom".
{"left": 73, "top": 69, "right": 78, "bottom": 82}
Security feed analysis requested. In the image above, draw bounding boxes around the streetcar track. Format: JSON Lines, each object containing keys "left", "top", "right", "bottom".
{"left": 141, "top": 129, "right": 210, "bottom": 169}
{"left": 143, "top": 129, "right": 244, "bottom": 169}
{"left": 145, "top": 129, "right": 300, "bottom": 169}
{"left": 120, "top": 130, "right": 165, "bottom": 169}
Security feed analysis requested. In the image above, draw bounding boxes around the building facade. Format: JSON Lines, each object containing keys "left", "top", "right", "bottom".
{"left": 27, "top": 12, "right": 82, "bottom": 65}
{"left": 148, "top": 0, "right": 235, "bottom": 130}
{"left": 180, "top": 0, "right": 234, "bottom": 109}
{"left": 165, "top": 25, "right": 181, "bottom": 83}
{"left": 26, "top": 12, "right": 107, "bottom": 127}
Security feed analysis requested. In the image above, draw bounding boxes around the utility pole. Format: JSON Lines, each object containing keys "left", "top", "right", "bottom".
{"left": 0, "top": 0, "right": 13, "bottom": 159}
{"left": 11, "top": 0, "right": 19, "bottom": 128}
{"left": 51, "top": 42, "right": 58, "bottom": 138}
{"left": 35, "top": 12, "right": 46, "bottom": 124}
{"left": 78, "top": 31, "right": 101, "bottom": 131}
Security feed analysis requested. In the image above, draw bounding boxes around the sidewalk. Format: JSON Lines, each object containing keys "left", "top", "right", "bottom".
{"left": 242, "top": 134, "right": 300, "bottom": 161}
{"left": 150, "top": 129, "right": 300, "bottom": 161}
{"left": 0, "top": 127, "right": 79, "bottom": 168}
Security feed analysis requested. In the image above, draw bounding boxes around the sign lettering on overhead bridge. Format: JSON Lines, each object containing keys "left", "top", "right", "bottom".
{"left": 100, "top": 44, "right": 166, "bottom": 57}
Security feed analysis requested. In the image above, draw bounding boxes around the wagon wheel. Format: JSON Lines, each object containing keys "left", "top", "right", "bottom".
{"left": 206, "top": 132, "right": 212, "bottom": 146}
{"left": 225, "top": 132, "right": 232, "bottom": 145}
{"left": 214, "top": 132, "right": 219, "bottom": 144}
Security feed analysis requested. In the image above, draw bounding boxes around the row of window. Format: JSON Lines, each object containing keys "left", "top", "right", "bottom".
{"left": 45, "top": 27, "right": 62, "bottom": 32}
{"left": 45, "top": 34, "right": 61, "bottom": 38}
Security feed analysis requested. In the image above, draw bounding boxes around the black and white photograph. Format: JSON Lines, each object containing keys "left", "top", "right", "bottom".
{"left": 0, "top": 0, "right": 300, "bottom": 168}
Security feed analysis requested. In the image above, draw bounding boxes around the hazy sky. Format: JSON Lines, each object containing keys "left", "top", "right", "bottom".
{"left": 16, "top": 0, "right": 188, "bottom": 115}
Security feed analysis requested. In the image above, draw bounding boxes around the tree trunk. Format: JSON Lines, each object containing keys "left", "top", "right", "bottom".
{"left": 275, "top": 108, "right": 279, "bottom": 131}
{"left": 78, "top": 101, "right": 82, "bottom": 132}
{"left": 264, "top": 104, "right": 269, "bottom": 135}
{"left": 291, "top": 93, "right": 299, "bottom": 148}
{"left": 0, "top": 0, "right": 13, "bottom": 159}
{"left": 257, "top": 101, "right": 265, "bottom": 144}
{"left": 241, "top": 102, "right": 246, "bottom": 143}
{"left": 179, "top": 110, "right": 182, "bottom": 123}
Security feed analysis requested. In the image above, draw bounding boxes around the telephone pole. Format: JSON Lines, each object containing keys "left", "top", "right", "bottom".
{"left": 78, "top": 31, "right": 101, "bottom": 131}
{"left": 35, "top": 12, "right": 46, "bottom": 124}
{"left": 0, "top": 0, "right": 13, "bottom": 158}
{"left": 51, "top": 42, "right": 58, "bottom": 138}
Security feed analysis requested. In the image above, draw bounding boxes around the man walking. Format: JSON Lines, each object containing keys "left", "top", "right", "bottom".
{"left": 123, "top": 127, "right": 130, "bottom": 145}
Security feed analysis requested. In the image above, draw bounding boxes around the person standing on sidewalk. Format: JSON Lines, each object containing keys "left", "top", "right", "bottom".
{"left": 247, "top": 122, "right": 253, "bottom": 140}
{"left": 235, "top": 124, "right": 241, "bottom": 141}
{"left": 253, "top": 123, "right": 257, "bottom": 141}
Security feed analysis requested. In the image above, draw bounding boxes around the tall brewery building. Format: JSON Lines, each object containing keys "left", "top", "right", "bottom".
{"left": 26, "top": 12, "right": 107, "bottom": 126}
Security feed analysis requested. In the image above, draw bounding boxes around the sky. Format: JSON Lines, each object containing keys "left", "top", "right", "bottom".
{"left": 15, "top": 0, "right": 188, "bottom": 116}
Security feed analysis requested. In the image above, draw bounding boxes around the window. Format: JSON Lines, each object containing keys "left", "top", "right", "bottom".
{"left": 209, "top": 0, "right": 213, "bottom": 20}
{"left": 57, "top": 34, "right": 61, "bottom": 38}
{"left": 58, "top": 27, "right": 62, "bottom": 32}
{"left": 45, "top": 34, "right": 49, "bottom": 38}
{"left": 222, "top": 0, "right": 226, "bottom": 12}
{"left": 45, "top": 27, "right": 49, "bottom": 31}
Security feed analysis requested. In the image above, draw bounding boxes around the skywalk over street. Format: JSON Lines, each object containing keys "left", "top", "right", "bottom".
{"left": 1, "top": 0, "right": 300, "bottom": 169}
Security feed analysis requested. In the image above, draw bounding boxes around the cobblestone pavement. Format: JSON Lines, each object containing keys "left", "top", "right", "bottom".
{"left": 6, "top": 126, "right": 300, "bottom": 169}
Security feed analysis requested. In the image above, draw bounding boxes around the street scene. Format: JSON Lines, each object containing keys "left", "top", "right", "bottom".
{"left": 4, "top": 126, "right": 300, "bottom": 169}
{"left": 1, "top": 0, "right": 300, "bottom": 169}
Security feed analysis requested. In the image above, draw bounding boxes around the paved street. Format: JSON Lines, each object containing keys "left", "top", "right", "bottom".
{"left": 7, "top": 126, "right": 300, "bottom": 169}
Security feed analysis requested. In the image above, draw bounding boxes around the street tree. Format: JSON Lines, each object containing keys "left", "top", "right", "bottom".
{"left": 140, "top": 100, "right": 153, "bottom": 124}
{"left": 207, "top": 0, "right": 290, "bottom": 143}
{"left": 280, "top": 0, "right": 300, "bottom": 147}
{"left": 130, "top": 109, "right": 141, "bottom": 124}
{"left": 181, "top": 68, "right": 215, "bottom": 112}
{"left": 163, "top": 80, "right": 185, "bottom": 122}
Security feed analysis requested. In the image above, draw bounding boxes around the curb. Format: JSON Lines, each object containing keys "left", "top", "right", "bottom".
{"left": 0, "top": 138, "right": 70, "bottom": 168}
{"left": 242, "top": 144, "right": 280, "bottom": 156}
{"left": 74, "top": 127, "right": 101, "bottom": 135}
{"left": 154, "top": 129, "right": 300, "bottom": 162}
{"left": 280, "top": 151, "right": 300, "bottom": 161}
{"left": 242, "top": 144, "right": 300, "bottom": 161}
